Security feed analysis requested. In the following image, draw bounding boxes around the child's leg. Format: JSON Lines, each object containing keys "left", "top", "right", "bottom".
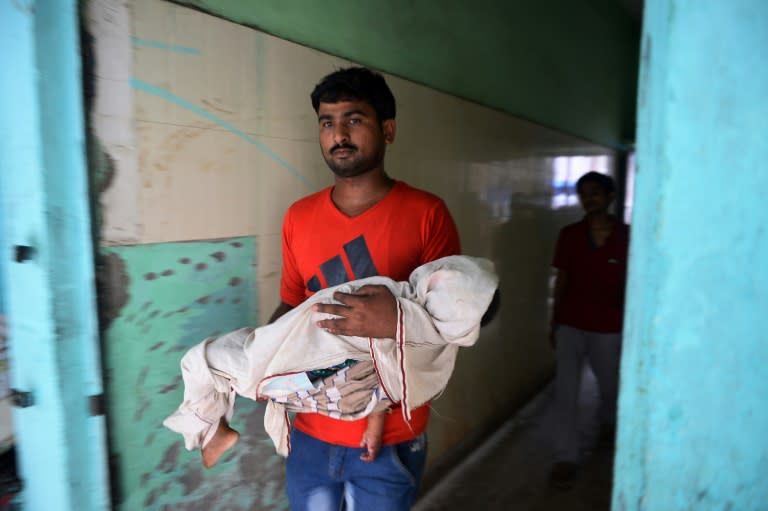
{"left": 165, "top": 330, "right": 254, "bottom": 452}
{"left": 163, "top": 341, "right": 232, "bottom": 451}
{"left": 201, "top": 418, "right": 240, "bottom": 468}
{"left": 359, "top": 410, "right": 386, "bottom": 462}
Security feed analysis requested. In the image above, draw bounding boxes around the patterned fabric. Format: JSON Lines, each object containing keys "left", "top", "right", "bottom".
{"left": 306, "top": 359, "right": 357, "bottom": 382}
{"left": 274, "top": 361, "right": 389, "bottom": 419}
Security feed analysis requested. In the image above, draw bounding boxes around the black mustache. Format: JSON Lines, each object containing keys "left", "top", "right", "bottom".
{"left": 331, "top": 144, "right": 357, "bottom": 153}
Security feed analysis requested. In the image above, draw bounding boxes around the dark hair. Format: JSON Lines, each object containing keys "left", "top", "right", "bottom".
{"left": 310, "top": 67, "right": 396, "bottom": 122}
{"left": 576, "top": 171, "right": 616, "bottom": 194}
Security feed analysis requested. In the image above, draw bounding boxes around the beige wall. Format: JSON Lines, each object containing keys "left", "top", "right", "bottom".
{"left": 93, "top": 0, "right": 616, "bottom": 505}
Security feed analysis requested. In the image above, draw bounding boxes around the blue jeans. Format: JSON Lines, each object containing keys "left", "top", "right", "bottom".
{"left": 285, "top": 429, "right": 428, "bottom": 511}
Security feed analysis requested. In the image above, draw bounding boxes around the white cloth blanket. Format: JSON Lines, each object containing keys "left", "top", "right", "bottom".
{"left": 163, "top": 255, "right": 498, "bottom": 456}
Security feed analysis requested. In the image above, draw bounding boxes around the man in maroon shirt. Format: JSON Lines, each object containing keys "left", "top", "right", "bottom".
{"left": 548, "top": 171, "right": 629, "bottom": 487}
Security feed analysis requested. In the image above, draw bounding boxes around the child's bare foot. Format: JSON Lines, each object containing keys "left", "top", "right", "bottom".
{"left": 360, "top": 411, "right": 386, "bottom": 462}
{"left": 201, "top": 419, "right": 240, "bottom": 468}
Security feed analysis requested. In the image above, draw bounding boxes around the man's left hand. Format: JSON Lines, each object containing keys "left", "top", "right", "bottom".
{"left": 314, "top": 284, "right": 397, "bottom": 339}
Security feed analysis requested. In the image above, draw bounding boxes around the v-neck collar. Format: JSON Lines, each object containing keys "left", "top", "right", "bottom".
{"left": 327, "top": 180, "right": 401, "bottom": 221}
{"left": 583, "top": 215, "right": 618, "bottom": 250}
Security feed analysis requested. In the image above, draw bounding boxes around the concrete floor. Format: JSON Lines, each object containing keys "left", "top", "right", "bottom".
{"left": 414, "top": 367, "right": 614, "bottom": 511}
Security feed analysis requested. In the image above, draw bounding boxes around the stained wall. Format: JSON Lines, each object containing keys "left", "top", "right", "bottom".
{"left": 88, "top": 1, "right": 619, "bottom": 508}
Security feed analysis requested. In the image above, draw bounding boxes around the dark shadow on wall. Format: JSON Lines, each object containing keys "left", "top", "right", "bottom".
{"left": 488, "top": 194, "right": 579, "bottom": 403}
{"left": 419, "top": 192, "right": 577, "bottom": 498}
{"left": 80, "top": 18, "right": 126, "bottom": 508}
{"left": 492, "top": 196, "right": 581, "bottom": 347}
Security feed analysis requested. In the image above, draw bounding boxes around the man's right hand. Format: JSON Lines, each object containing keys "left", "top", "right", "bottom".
{"left": 313, "top": 284, "right": 397, "bottom": 339}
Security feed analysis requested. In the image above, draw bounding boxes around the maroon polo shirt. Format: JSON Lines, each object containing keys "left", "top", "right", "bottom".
{"left": 552, "top": 217, "right": 630, "bottom": 333}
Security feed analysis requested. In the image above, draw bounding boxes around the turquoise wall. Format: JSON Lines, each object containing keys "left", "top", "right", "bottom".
{"left": 176, "top": 0, "right": 640, "bottom": 149}
{"left": 101, "top": 238, "right": 288, "bottom": 510}
{"left": 613, "top": 1, "right": 768, "bottom": 509}
{"left": 0, "top": 1, "right": 110, "bottom": 509}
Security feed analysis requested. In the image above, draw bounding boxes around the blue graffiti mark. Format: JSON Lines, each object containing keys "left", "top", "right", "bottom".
{"left": 132, "top": 37, "right": 201, "bottom": 55}
{"left": 130, "top": 78, "right": 314, "bottom": 188}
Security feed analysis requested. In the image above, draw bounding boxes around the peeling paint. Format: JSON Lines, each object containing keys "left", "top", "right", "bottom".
{"left": 102, "top": 237, "right": 288, "bottom": 510}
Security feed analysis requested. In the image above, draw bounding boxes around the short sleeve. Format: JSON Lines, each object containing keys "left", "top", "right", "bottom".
{"left": 279, "top": 208, "right": 307, "bottom": 307}
{"left": 420, "top": 199, "right": 461, "bottom": 265}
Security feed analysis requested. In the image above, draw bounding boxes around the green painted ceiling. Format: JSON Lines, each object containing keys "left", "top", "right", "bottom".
{"left": 174, "top": 0, "right": 640, "bottom": 150}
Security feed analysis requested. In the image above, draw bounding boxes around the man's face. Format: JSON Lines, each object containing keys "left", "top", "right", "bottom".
{"left": 317, "top": 100, "right": 395, "bottom": 178}
{"left": 577, "top": 181, "right": 614, "bottom": 214}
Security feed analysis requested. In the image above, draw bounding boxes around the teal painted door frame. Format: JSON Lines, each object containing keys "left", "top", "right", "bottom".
{"left": 613, "top": 1, "right": 768, "bottom": 509}
{"left": 0, "top": 2, "right": 110, "bottom": 509}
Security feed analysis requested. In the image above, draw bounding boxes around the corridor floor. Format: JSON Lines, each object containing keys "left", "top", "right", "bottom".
{"left": 414, "top": 368, "right": 615, "bottom": 511}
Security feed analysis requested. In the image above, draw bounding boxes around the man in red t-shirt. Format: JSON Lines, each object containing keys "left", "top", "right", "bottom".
{"left": 548, "top": 171, "right": 629, "bottom": 487}
{"left": 269, "top": 67, "right": 460, "bottom": 510}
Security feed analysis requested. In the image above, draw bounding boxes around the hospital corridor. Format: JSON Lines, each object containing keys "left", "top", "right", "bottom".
{"left": 1, "top": 1, "right": 766, "bottom": 510}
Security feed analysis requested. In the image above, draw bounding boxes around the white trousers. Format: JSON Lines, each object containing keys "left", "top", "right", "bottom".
{"left": 553, "top": 324, "right": 622, "bottom": 462}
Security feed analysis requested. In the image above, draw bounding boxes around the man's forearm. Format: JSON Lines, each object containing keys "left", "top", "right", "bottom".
{"left": 269, "top": 302, "right": 294, "bottom": 324}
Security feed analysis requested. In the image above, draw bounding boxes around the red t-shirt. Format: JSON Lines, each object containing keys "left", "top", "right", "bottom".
{"left": 279, "top": 180, "right": 461, "bottom": 446}
{"left": 552, "top": 217, "right": 629, "bottom": 333}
